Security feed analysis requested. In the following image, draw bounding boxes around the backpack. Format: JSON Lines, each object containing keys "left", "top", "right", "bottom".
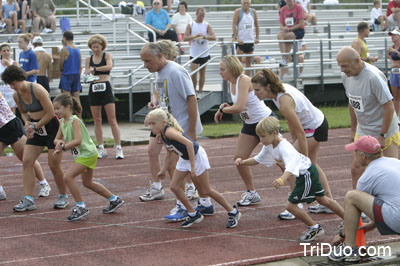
{"left": 237, "top": 8, "right": 254, "bottom": 26}
{"left": 60, "top": 17, "right": 71, "bottom": 33}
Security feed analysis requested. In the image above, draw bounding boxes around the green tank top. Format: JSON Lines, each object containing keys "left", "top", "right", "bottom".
{"left": 60, "top": 115, "right": 97, "bottom": 159}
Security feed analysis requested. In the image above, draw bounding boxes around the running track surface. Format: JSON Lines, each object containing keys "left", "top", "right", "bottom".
{"left": 0, "top": 128, "right": 399, "bottom": 266}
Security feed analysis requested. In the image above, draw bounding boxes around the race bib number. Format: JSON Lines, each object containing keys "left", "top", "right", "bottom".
{"left": 239, "top": 107, "right": 250, "bottom": 121}
{"left": 165, "top": 144, "right": 183, "bottom": 157}
{"left": 285, "top": 17, "right": 294, "bottom": 26}
{"left": 245, "top": 23, "right": 253, "bottom": 30}
{"left": 71, "top": 147, "right": 81, "bottom": 159}
{"left": 32, "top": 123, "right": 48, "bottom": 136}
{"left": 92, "top": 82, "right": 106, "bottom": 92}
{"left": 349, "top": 95, "right": 364, "bottom": 112}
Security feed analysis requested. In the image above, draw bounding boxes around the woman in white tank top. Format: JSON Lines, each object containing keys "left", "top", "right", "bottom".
{"left": 0, "top": 43, "right": 19, "bottom": 111}
{"left": 214, "top": 55, "right": 274, "bottom": 207}
{"left": 251, "top": 68, "right": 335, "bottom": 217}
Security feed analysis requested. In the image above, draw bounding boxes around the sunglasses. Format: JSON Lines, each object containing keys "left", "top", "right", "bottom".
{"left": 153, "top": 2, "right": 160, "bottom": 5}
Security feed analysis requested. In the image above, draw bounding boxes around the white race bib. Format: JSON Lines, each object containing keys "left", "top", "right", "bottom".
{"left": 165, "top": 144, "right": 183, "bottom": 157}
{"left": 285, "top": 17, "right": 294, "bottom": 26}
{"left": 349, "top": 95, "right": 364, "bottom": 112}
{"left": 32, "top": 122, "right": 48, "bottom": 136}
{"left": 71, "top": 147, "right": 81, "bottom": 159}
{"left": 92, "top": 82, "right": 106, "bottom": 92}
{"left": 239, "top": 107, "right": 250, "bottom": 121}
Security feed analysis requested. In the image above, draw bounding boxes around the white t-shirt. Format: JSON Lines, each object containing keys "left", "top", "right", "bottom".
{"left": 254, "top": 138, "right": 312, "bottom": 177}
{"left": 370, "top": 7, "right": 383, "bottom": 24}
{"left": 296, "top": 0, "right": 310, "bottom": 13}
{"left": 357, "top": 157, "right": 400, "bottom": 233}
{"left": 171, "top": 13, "right": 193, "bottom": 34}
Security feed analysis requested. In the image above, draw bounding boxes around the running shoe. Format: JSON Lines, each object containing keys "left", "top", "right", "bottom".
{"left": 308, "top": 204, "right": 334, "bottom": 214}
{"left": 115, "top": 147, "right": 124, "bottom": 159}
{"left": 139, "top": 183, "right": 165, "bottom": 202}
{"left": 98, "top": 147, "right": 108, "bottom": 159}
{"left": 0, "top": 190, "right": 6, "bottom": 200}
{"left": 237, "top": 191, "right": 261, "bottom": 206}
{"left": 195, "top": 200, "right": 214, "bottom": 215}
{"left": 38, "top": 183, "right": 51, "bottom": 197}
{"left": 185, "top": 186, "right": 199, "bottom": 200}
{"left": 181, "top": 211, "right": 203, "bottom": 228}
{"left": 226, "top": 206, "right": 241, "bottom": 228}
{"left": 68, "top": 206, "right": 89, "bottom": 221}
{"left": 103, "top": 196, "right": 124, "bottom": 214}
{"left": 299, "top": 224, "right": 324, "bottom": 241}
{"left": 328, "top": 243, "right": 360, "bottom": 262}
{"left": 54, "top": 195, "right": 69, "bottom": 209}
{"left": 164, "top": 205, "right": 188, "bottom": 222}
{"left": 13, "top": 197, "right": 36, "bottom": 212}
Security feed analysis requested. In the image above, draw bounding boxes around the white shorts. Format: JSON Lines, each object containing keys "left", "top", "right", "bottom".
{"left": 176, "top": 146, "right": 210, "bottom": 176}
{"left": 389, "top": 14, "right": 397, "bottom": 25}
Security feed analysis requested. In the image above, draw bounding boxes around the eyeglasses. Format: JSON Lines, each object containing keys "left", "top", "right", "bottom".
{"left": 153, "top": 2, "right": 160, "bottom": 5}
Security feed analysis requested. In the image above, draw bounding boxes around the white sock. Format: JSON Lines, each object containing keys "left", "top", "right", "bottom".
{"left": 249, "top": 190, "right": 256, "bottom": 194}
{"left": 185, "top": 183, "right": 195, "bottom": 189}
{"left": 116, "top": 145, "right": 121, "bottom": 149}
{"left": 152, "top": 182, "right": 162, "bottom": 190}
{"left": 199, "top": 197, "right": 212, "bottom": 207}
{"left": 310, "top": 224, "right": 319, "bottom": 229}
{"left": 188, "top": 211, "right": 197, "bottom": 217}
{"left": 177, "top": 200, "right": 187, "bottom": 210}
{"left": 39, "top": 180, "right": 48, "bottom": 185}
{"left": 229, "top": 208, "right": 238, "bottom": 215}
{"left": 0, "top": 186, "right": 4, "bottom": 192}
{"left": 98, "top": 144, "right": 104, "bottom": 149}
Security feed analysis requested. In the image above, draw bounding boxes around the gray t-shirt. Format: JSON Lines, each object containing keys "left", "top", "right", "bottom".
{"left": 341, "top": 63, "right": 398, "bottom": 137}
{"left": 357, "top": 157, "right": 400, "bottom": 233}
{"left": 32, "top": 0, "right": 56, "bottom": 18}
{"left": 157, "top": 61, "right": 202, "bottom": 135}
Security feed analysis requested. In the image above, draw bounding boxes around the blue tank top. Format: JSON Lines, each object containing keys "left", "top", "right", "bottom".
{"left": 162, "top": 126, "right": 199, "bottom": 160}
{"left": 62, "top": 46, "right": 81, "bottom": 75}
{"left": 17, "top": 83, "right": 43, "bottom": 112}
{"left": 391, "top": 46, "right": 400, "bottom": 61}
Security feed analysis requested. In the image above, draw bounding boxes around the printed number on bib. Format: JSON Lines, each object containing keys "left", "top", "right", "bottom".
{"left": 285, "top": 17, "right": 294, "bottom": 26}
{"left": 245, "top": 23, "right": 253, "bottom": 30}
{"left": 71, "top": 147, "right": 81, "bottom": 159}
{"left": 165, "top": 144, "right": 183, "bottom": 157}
{"left": 239, "top": 108, "right": 250, "bottom": 121}
{"left": 32, "top": 123, "right": 48, "bottom": 136}
{"left": 349, "top": 95, "right": 364, "bottom": 112}
{"left": 92, "top": 83, "right": 106, "bottom": 92}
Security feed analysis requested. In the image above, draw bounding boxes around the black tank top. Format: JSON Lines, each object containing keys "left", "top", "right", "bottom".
{"left": 89, "top": 52, "right": 110, "bottom": 75}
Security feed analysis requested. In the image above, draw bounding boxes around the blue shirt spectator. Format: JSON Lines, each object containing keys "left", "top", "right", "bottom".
{"left": 145, "top": 0, "right": 177, "bottom": 42}
{"left": 19, "top": 49, "right": 39, "bottom": 82}
{"left": 145, "top": 9, "right": 170, "bottom": 31}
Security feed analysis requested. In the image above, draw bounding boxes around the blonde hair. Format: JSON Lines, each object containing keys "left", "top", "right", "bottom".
{"left": 256, "top": 116, "right": 280, "bottom": 136}
{"left": 88, "top": 34, "right": 108, "bottom": 50}
{"left": 157, "top": 40, "right": 178, "bottom": 61}
{"left": 148, "top": 109, "right": 183, "bottom": 133}
{"left": 220, "top": 55, "right": 243, "bottom": 79}
{"left": 19, "top": 33, "right": 32, "bottom": 44}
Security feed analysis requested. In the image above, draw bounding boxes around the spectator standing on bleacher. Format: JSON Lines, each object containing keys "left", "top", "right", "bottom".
{"left": 352, "top": 22, "right": 378, "bottom": 64}
{"left": 277, "top": 0, "right": 305, "bottom": 79}
{"left": 387, "top": 0, "right": 400, "bottom": 31}
{"left": 59, "top": 30, "right": 82, "bottom": 117}
{"left": 32, "top": 36, "right": 51, "bottom": 93}
{"left": 2, "top": 0, "right": 25, "bottom": 35}
{"left": 145, "top": 0, "right": 178, "bottom": 42}
{"left": 232, "top": 0, "right": 260, "bottom": 76}
{"left": 0, "top": 43, "right": 19, "bottom": 111}
{"left": 388, "top": 29, "right": 400, "bottom": 118}
{"left": 371, "top": 0, "right": 388, "bottom": 32}
{"left": 171, "top": 1, "right": 192, "bottom": 48}
{"left": 184, "top": 7, "right": 216, "bottom": 93}
{"left": 31, "top": 0, "right": 56, "bottom": 33}
{"left": 18, "top": 33, "right": 39, "bottom": 82}
{"left": 296, "top": 0, "right": 316, "bottom": 30}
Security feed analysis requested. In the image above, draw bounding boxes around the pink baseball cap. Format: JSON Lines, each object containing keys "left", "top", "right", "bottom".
{"left": 345, "top": 136, "right": 381, "bottom": 153}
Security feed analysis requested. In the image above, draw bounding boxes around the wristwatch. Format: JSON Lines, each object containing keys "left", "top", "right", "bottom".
{"left": 61, "top": 143, "right": 66, "bottom": 151}
{"left": 380, "top": 133, "right": 389, "bottom": 138}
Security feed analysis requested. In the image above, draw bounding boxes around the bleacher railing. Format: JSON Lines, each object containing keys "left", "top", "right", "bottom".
{"left": 126, "top": 17, "right": 156, "bottom": 54}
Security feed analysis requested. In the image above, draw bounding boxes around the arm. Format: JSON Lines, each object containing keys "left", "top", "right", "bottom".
{"left": 85, "top": 56, "right": 90, "bottom": 75}
{"left": 253, "top": 9, "right": 260, "bottom": 44}
{"left": 13, "top": 93, "right": 32, "bottom": 136}
{"left": 307, "top": 2, "right": 311, "bottom": 14}
{"left": 32, "top": 85, "right": 55, "bottom": 128}
{"left": 205, "top": 24, "right": 216, "bottom": 41}
{"left": 379, "top": 100, "right": 395, "bottom": 146}
{"left": 289, "top": 19, "right": 304, "bottom": 31}
{"left": 25, "top": 52, "right": 40, "bottom": 77}
{"left": 50, "top": 0, "right": 56, "bottom": 16}
{"left": 183, "top": 23, "right": 192, "bottom": 41}
{"left": 352, "top": 39, "right": 370, "bottom": 62}
{"left": 349, "top": 104, "right": 357, "bottom": 142}
{"left": 186, "top": 95, "right": 198, "bottom": 141}
{"left": 232, "top": 9, "right": 240, "bottom": 41}
{"left": 59, "top": 47, "right": 69, "bottom": 73}
{"left": 47, "top": 54, "right": 53, "bottom": 81}
{"left": 15, "top": 0, "right": 20, "bottom": 12}
{"left": 53, "top": 125, "right": 64, "bottom": 154}
{"left": 64, "top": 119, "right": 82, "bottom": 150}
{"left": 273, "top": 171, "right": 292, "bottom": 188}
{"left": 220, "top": 76, "right": 250, "bottom": 114}
{"left": 279, "top": 94, "right": 308, "bottom": 156}
{"left": 235, "top": 157, "right": 259, "bottom": 166}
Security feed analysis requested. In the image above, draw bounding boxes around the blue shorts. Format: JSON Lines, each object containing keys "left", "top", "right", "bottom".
{"left": 293, "top": 29, "right": 305, "bottom": 40}
{"left": 59, "top": 74, "right": 82, "bottom": 92}
{"left": 390, "top": 72, "right": 400, "bottom": 88}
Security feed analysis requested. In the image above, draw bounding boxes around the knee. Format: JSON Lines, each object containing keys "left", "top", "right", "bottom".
{"left": 93, "top": 116, "right": 102, "bottom": 124}
{"left": 345, "top": 190, "right": 358, "bottom": 202}
{"left": 170, "top": 183, "right": 180, "bottom": 194}
{"left": 48, "top": 161, "right": 61, "bottom": 173}
{"left": 147, "top": 145, "right": 160, "bottom": 158}
{"left": 81, "top": 179, "right": 92, "bottom": 188}
{"left": 286, "top": 201, "right": 295, "bottom": 212}
{"left": 277, "top": 32, "right": 284, "bottom": 39}
{"left": 22, "top": 157, "right": 36, "bottom": 168}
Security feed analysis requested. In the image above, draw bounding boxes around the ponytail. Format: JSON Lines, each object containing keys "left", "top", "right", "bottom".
{"left": 251, "top": 68, "right": 285, "bottom": 95}
{"left": 148, "top": 109, "right": 183, "bottom": 133}
{"left": 53, "top": 93, "right": 82, "bottom": 116}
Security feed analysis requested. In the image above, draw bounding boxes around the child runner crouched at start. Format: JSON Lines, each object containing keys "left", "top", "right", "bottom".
{"left": 235, "top": 116, "right": 344, "bottom": 241}
{"left": 147, "top": 108, "right": 241, "bottom": 228}
{"left": 53, "top": 94, "right": 124, "bottom": 221}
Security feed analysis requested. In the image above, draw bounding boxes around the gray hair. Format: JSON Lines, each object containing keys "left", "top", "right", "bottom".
{"left": 142, "top": 42, "right": 162, "bottom": 58}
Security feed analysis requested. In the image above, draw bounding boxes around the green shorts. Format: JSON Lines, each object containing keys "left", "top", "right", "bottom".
{"left": 288, "top": 164, "right": 325, "bottom": 204}
{"left": 75, "top": 154, "right": 98, "bottom": 170}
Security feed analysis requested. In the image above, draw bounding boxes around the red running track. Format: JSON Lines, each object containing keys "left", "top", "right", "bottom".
{"left": 0, "top": 128, "right": 399, "bottom": 265}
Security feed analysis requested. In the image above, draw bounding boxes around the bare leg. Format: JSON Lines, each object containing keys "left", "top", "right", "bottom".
{"left": 148, "top": 136, "right": 163, "bottom": 183}
{"left": 90, "top": 105, "right": 103, "bottom": 146}
{"left": 390, "top": 85, "right": 400, "bottom": 115}
{"left": 170, "top": 170, "right": 195, "bottom": 212}
{"left": 351, "top": 151, "right": 365, "bottom": 189}
{"left": 22, "top": 145, "right": 43, "bottom": 196}
{"left": 191, "top": 63, "right": 198, "bottom": 91}
{"left": 104, "top": 103, "right": 121, "bottom": 146}
{"left": 81, "top": 167, "right": 113, "bottom": 198}
{"left": 287, "top": 201, "right": 315, "bottom": 226}
{"left": 48, "top": 149, "right": 67, "bottom": 194}
{"left": 316, "top": 196, "right": 344, "bottom": 218}
{"left": 198, "top": 66, "right": 206, "bottom": 93}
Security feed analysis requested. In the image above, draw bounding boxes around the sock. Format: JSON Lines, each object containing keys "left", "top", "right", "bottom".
{"left": 59, "top": 194, "right": 68, "bottom": 198}
{"left": 249, "top": 190, "right": 256, "bottom": 194}
{"left": 25, "top": 195, "right": 34, "bottom": 202}
{"left": 76, "top": 201, "right": 86, "bottom": 208}
{"left": 185, "top": 183, "right": 195, "bottom": 189}
{"left": 229, "top": 208, "right": 238, "bottom": 215}
{"left": 310, "top": 224, "right": 319, "bottom": 229}
{"left": 0, "top": 186, "right": 4, "bottom": 192}
{"left": 115, "top": 145, "right": 121, "bottom": 149}
{"left": 108, "top": 195, "right": 117, "bottom": 202}
{"left": 177, "top": 200, "right": 186, "bottom": 210}
{"left": 98, "top": 144, "right": 104, "bottom": 149}
{"left": 188, "top": 211, "right": 197, "bottom": 217}
{"left": 152, "top": 182, "right": 162, "bottom": 190}
{"left": 199, "top": 197, "right": 212, "bottom": 207}
{"left": 39, "top": 180, "right": 48, "bottom": 185}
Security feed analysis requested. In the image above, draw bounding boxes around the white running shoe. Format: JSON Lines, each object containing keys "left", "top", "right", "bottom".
{"left": 237, "top": 191, "right": 261, "bottom": 206}
{"left": 300, "top": 224, "right": 325, "bottom": 241}
{"left": 278, "top": 203, "right": 303, "bottom": 220}
{"left": 308, "top": 204, "right": 334, "bottom": 214}
{"left": 98, "top": 147, "right": 108, "bottom": 159}
{"left": 185, "top": 186, "right": 199, "bottom": 200}
{"left": 38, "top": 183, "right": 51, "bottom": 197}
{"left": 115, "top": 147, "right": 124, "bottom": 159}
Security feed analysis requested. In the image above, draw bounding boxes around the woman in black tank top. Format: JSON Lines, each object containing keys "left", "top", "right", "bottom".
{"left": 85, "top": 34, "right": 124, "bottom": 159}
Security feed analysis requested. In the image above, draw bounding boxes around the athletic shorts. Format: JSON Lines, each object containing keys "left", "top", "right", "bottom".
{"left": 304, "top": 116, "right": 329, "bottom": 142}
{"left": 288, "top": 164, "right": 325, "bottom": 204}
{"left": 59, "top": 74, "right": 82, "bottom": 92}
{"left": 75, "top": 154, "right": 98, "bottom": 170}
{"left": 37, "top": 76, "right": 50, "bottom": 93}
{"left": 241, "top": 111, "right": 278, "bottom": 137}
{"left": 390, "top": 71, "right": 400, "bottom": 88}
{"left": 355, "top": 131, "right": 400, "bottom": 150}
{"left": 88, "top": 81, "right": 115, "bottom": 106}
{"left": 0, "top": 117, "right": 25, "bottom": 145}
{"left": 176, "top": 146, "right": 210, "bottom": 176}
{"left": 26, "top": 116, "right": 59, "bottom": 149}
{"left": 373, "top": 198, "right": 400, "bottom": 235}
{"left": 237, "top": 43, "right": 255, "bottom": 54}
{"left": 190, "top": 55, "right": 211, "bottom": 66}
{"left": 293, "top": 29, "right": 305, "bottom": 40}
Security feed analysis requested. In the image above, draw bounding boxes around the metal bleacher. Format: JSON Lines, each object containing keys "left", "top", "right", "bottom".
{"left": 0, "top": 1, "right": 392, "bottom": 121}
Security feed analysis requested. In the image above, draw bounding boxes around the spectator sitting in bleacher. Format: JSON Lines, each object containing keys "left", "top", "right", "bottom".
{"left": 275, "top": 0, "right": 286, "bottom": 13}
{"left": 31, "top": 0, "right": 56, "bottom": 33}
{"left": 352, "top": 21, "right": 378, "bottom": 64}
{"left": 32, "top": 36, "right": 52, "bottom": 93}
{"left": 171, "top": 1, "right": 192, "bottom": 53}
{"left": 371, "top": 0, "right": 388, "bottom": 32}
{"left": 277, "top": 0, "right": 305, "bottom": 79}
{"left": 296, "top": 0, "right": 316, "bottom": 27}
{"left": 145, "top": 0, "right": 178, "bottom": 42}
{"left": 387, "top": 0, "right": 400, "bottom": 31}
{"left": 18, "top": 0, "right": 32, "bottom": 28}
{"left": 150, "top": 0, "right": 174, "bottom": 14}
{"left": 2, "top": 0, "right": 25, "bottom": 34}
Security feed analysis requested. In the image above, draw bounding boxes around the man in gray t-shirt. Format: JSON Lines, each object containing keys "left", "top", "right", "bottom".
{"left": 337, "top": 47, "right": 400, "bottom": 188}
{"left": 329, "top": 136, "right": 400, "bottom": 263}
{"left": 32, "top": 0, "right": 56, "bottom": 33}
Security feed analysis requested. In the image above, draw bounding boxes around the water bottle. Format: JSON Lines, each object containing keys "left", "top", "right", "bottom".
{"left": 346, "top": 23, "right": 350, "bottom": 33}
{"left": 265, "top": 49, "right": 269, "bottom": 63}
